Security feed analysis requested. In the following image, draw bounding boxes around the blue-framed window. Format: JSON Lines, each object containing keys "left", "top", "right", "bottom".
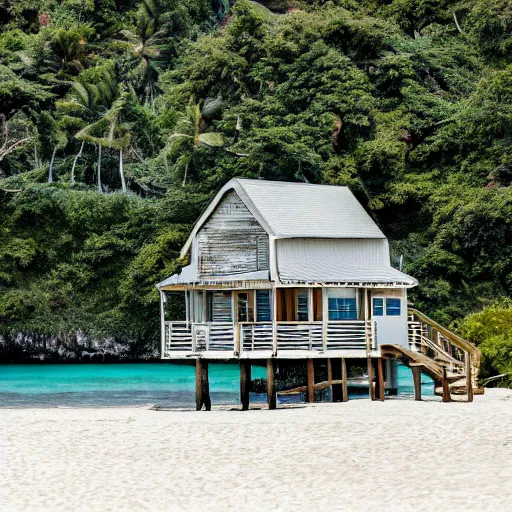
{"left": 256, "top": 290, "right": 271, "bottom": 321}
{"left": 328, "top": 297, "right": 357, "bottom": 320}
{"left": 386, "top": 298, "right": 401, "bottom": 316}
{"left": 373, "top": 298, "right": 384, "bottom": 316}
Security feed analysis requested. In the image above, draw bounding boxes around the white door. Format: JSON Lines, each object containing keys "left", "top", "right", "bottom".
{"left": 371, "top": 293, "right": 408, "bottom": 348}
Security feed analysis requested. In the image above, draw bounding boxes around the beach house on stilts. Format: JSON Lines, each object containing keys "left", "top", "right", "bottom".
{"left": 157, "top": 179, "right": 481, "bottom": 410}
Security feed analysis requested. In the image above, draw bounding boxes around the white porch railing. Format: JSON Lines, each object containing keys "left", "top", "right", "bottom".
{"left": 276, "top": 322, "right": 323, "bottom": 351}
{"left": 208, "top": 322, "right": 235, "bottom": 351}
{"left": 164, "top": 321, "right": 234, "bottom": 352}
{"left": 165, "top": 321, "right": 193, "bottom": 351}
{"left": 241, "top": 322, "right": 273, "bottom": 351}
{"left": 326, "top": 321, "right": 367, "bottom": 350}
{"left": 239, "top": 321, "right": 368, "bottom": 353}
{"left": 165, "top": 320, "right": 370, "bottom": 355}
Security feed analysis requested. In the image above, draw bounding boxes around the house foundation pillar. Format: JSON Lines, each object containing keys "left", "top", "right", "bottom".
{"left": 266, "top": 359, "right": 276, "bottom": 410}
{"left": 240, "top": 361, "right": 251, "bottom": 411}
{"left": 195, "top": 359, "right": 211, "bottom": 411}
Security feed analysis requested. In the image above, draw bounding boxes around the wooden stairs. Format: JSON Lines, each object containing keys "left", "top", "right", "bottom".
{"left": 381, "top": 309, "right": 483, "bottom": 402}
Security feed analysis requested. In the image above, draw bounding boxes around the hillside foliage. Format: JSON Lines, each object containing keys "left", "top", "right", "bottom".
{"left": 1, "top": 0, "right": 511, "bottom": 375}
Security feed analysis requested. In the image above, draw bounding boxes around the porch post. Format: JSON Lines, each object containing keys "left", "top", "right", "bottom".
{"left": 160, "top": 290, "right": 165, "bottom": 358}
{"left": 202, "top": 291, "right": 207, "bottom": 323}
{"left": 364, "top": 288, "right": 371, "bottom": 353}
{"left": 322, "top": 288, "right": 328, "bottom": 352}
{"left": 307, "top": 288, "right": 314, "bottom": 321}
{"left": 185, "top": 289, "right": 190, "bottom": 323}
{"left": 272, "top": 286, "right": 278, "bottom": 355}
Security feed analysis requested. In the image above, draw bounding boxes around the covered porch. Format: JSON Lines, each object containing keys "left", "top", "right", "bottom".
{"left": 160, "top": 284, "right": 407, "bottom": 359}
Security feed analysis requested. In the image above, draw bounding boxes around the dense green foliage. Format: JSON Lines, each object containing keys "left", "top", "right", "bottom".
{"left": 457, "top": 302, "right": 512, "bottom": 387}
{"left": 1, "top": 1, "right": 511, "bottom": 369}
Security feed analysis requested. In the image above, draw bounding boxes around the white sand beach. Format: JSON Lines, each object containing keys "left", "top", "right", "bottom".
{"left": 1, "top": 389, "right": 511, "bottom": 512}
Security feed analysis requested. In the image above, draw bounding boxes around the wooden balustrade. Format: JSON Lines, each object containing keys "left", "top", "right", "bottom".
{"left": 407, "top": 308, "right": 481, "bottom": 393}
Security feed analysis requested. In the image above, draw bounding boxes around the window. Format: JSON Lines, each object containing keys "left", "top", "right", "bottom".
{"left": 373, "top": 297, "right": 401, "bottom": 317}
{"left": 328, "top": 297, "right": 357, "bottom": 320}
{"left": 256, "top": 290, "right": 271, "bottom": 321}
{"left": 386, "top": 298, "right": 401, "bottom": 316}
{"left": 297, "top": 291, "right": 309, "bottom": 321}
{"left": 373, "top": 298, "right": 384, "bottom": 316}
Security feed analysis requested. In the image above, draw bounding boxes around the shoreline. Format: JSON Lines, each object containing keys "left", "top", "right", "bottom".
{"left": 1, "top": 389, "right": 511, "bottom": 511}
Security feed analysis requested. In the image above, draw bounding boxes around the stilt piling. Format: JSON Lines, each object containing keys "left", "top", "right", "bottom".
{"left": 266, "top": 359, "right": 276, "bottom": 410}
{"left": 240, "top": 361, "right": 251, "bottom": 411}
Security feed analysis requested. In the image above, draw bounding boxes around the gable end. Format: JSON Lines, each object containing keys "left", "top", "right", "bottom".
{"left": 196, "top": 191, "right": 269, "bottom": 278}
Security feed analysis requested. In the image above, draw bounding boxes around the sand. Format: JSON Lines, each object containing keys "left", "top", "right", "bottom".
{"left": 1, "top": 389, "right": 511, "bottom": 512}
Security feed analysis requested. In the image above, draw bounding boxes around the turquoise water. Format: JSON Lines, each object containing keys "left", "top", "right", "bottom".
{"left": 0, "top": 362, "right": 432, "bottom": 407}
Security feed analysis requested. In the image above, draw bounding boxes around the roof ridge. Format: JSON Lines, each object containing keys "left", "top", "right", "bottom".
{"left": 235, "top": 178, "right": 349, "bottom": 188}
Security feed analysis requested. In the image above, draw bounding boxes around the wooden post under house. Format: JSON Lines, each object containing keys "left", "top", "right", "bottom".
{"left": 196, "top": 359, "right": 211, "bottom": 411}
{"left": 266, "top": 359, "right": 276, "bottom": 410}
{"left": 240, "top": 360, "right": 251, "bottom": 411}
{"left": 412, "top": 366, "right": 422, "bottom": 401}
{"left": 307, "top": 359, "right": 315, "bottom": 403}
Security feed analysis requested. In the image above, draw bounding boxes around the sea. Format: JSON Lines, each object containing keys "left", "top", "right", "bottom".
{"left": 0, "top": 362, "right": 433, "bottom": 408}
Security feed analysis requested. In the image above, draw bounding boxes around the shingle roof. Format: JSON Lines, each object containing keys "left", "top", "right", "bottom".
{"left": 180, "top": 178, "right": 385, "bottom": 258}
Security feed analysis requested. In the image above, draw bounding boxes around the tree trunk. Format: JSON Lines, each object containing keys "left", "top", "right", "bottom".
{"left": 71, "top": 141, "right": 85, "bottom": 184}
{"left": 48, "top": 146, "right": 57, "bottom": 183}
{"left": 182, "top": 161, "right": 188, "bottom": 186}
{"left": 453, "top": 12, "right": 464, "bottom": 34}
{"left": 97, "top": 144, "right": 102, "bottom": 194}
{"left": 119, "top": 148, "right": 127, "bottom": 192}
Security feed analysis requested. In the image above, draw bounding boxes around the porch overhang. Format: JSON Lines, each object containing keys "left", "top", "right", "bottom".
{"left": 157, "top": 264, "right": 271, "bottom": 291}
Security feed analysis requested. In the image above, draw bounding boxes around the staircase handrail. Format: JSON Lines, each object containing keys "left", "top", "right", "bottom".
{"left": 418, "top": 334, "right": 465, "bottom": 368}
{"left": 408, "top": 308, "right": 481, "bottom": 366}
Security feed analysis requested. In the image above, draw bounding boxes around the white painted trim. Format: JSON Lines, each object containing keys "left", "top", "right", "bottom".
{"left": 307, "top": 288, "right": 314, "bottom": 322}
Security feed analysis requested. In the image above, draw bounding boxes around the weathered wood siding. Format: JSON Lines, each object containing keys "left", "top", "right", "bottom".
{"left": 196, "top": 191, "right": 269, "bottom": 277}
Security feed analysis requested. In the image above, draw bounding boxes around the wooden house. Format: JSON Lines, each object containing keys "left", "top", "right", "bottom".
{"left": 157, "top": 179, "right": 481, "bottom": 409}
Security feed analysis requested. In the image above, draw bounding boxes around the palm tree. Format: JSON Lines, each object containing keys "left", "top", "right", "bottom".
{"left": 162, "top": 103, "right": 226, "bottom": 185}
{"left": 118, "top": 0, "right": 166, "bottom": 106}
{"left": 18, "top": 23, "right": 94, "bottom": 82}
{"left": 56, "top": 64, "right": 118, "bottom": 184}
{"left": 76, "top": 86, "right": 135, "bottom": 192}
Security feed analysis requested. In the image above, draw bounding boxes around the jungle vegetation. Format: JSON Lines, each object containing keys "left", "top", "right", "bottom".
{"left": 0, "top": 0, "right": 511, "bottom": 378}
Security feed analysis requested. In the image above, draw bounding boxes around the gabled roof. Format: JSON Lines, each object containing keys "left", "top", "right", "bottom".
{"left": 180, "top": 178, "right": 385, "bottom": 257}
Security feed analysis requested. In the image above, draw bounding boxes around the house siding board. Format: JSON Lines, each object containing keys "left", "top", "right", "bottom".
{"left": 197, "top": 191, "right": 269, "bottom": 278}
